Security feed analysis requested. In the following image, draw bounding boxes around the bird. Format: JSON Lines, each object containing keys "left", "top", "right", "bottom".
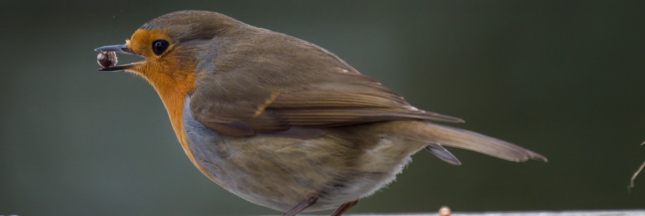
{"left": 94, "top": 10, "right": 546, "bottom": 216}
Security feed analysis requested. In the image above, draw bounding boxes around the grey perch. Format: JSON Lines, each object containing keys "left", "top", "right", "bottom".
{"left": 336, "top": 210, "right": 645, "bottom": 216}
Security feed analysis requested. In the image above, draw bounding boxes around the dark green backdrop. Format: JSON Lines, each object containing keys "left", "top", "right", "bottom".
{"left": 1, "top": 1, "right": 644, "bottom": 215}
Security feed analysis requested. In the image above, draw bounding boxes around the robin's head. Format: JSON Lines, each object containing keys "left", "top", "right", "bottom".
{"left": 93, "top": 11, "right": 249, "bottom": 145}
{"left": 94, "top": 11, "right": 242, "bottom": 77}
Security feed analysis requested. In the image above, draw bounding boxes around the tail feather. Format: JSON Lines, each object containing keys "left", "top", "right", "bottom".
{"left": 426, "top": 143, "right": 462, "bottom": 165}
{"left": 399, "top": 122, "right": 547, "bottom": 162}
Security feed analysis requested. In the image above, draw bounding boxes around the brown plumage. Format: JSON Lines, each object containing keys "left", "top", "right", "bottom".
{"left": 95, "top": 10, "right": 546, "bottom": 216}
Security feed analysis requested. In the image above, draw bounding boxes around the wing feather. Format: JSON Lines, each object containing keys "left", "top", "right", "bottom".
{"left": 189, "top": 28, "right": 462, "bottom": 137}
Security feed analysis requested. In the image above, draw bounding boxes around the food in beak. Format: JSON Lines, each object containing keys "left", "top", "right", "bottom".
{"left": 97, "top": 51, "right": 118, "bottom": 68}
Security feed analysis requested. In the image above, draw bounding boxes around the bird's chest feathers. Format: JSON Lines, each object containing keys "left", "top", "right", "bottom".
{"left": 135, "top": 63, "right": 199, "bottom": 159}
{"left": 144, "top": 69, "right": 195, "bottom": 137}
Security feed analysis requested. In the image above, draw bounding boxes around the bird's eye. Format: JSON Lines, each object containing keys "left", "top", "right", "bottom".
{"left": 152, "top": 40, "right": 169, "bottom": 56}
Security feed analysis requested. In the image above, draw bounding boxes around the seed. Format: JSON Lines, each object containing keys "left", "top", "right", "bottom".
{"left": 97, "top": 51, "right": 118, "bottom": 68}
{"left": 438, "top": 206, "right": 451, "bottom": 216}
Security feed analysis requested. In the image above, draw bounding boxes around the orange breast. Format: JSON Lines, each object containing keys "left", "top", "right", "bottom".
{"left": 131, "top": 63, "right": 226, "bottom": 188}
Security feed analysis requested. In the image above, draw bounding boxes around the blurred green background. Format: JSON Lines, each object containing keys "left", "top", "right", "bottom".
{"left": 1, "top": 0, "right": 644, "bottom": 215}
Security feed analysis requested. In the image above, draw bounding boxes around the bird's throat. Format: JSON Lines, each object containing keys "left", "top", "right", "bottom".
{"left": 130, "top": 66, "right": 197, "bottom": 156}
{"left": 135, "top": 69, "right": 225, "bottom": 186}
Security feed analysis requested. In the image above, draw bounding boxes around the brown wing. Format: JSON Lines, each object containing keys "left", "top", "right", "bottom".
{"left": 190, "top": 71, "right": 463, "bottom": 137}
{"left": 189, "top": 28, "right": 463, "bottom": 137}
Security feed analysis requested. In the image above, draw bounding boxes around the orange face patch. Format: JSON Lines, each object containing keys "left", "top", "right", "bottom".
{"left": 127, "top": 29, "right": 175, "bottom": 58}
{"left": 121, "top": 28, "right": 223, "bottom": 187}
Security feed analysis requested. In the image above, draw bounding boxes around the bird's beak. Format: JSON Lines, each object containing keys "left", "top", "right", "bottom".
{"left": 94, "top": 44, "right": 143, "bottom": 72}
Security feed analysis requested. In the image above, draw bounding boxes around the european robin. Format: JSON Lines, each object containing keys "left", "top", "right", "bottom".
{"left": 94, "top": 11, "right": 546, "bottom": 216}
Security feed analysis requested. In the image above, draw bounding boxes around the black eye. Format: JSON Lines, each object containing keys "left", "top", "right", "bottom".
{"left": 152, "top": 40, "right": 169, "bottom": 56}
